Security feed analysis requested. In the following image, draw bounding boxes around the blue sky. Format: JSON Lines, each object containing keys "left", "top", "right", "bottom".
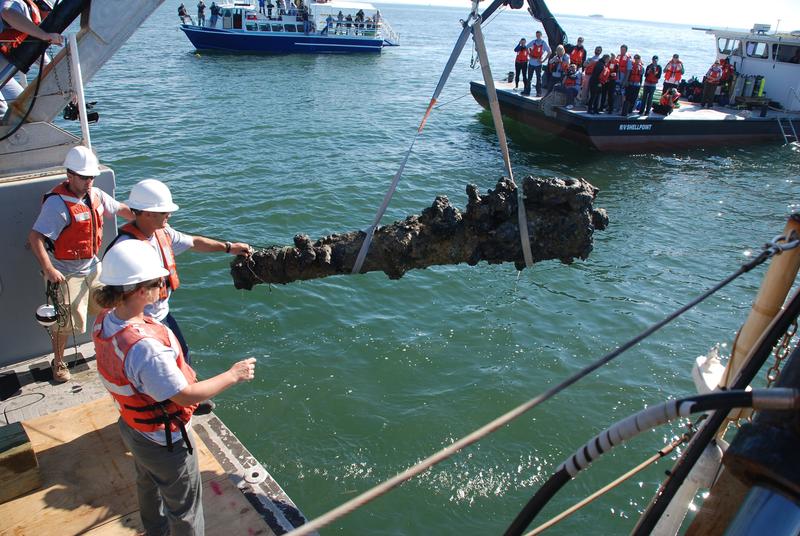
{"left": 373, "top": 0, "right": 800, "bottom": 31}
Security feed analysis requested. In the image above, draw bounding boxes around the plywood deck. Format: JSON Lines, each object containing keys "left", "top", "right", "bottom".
{"left": 0, "top": 397, "right": 273, "bottom": 535}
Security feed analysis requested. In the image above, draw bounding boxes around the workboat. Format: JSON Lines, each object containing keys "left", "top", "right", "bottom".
{"left": 470, "top": 13, "right": 800, "bottom": 151}
{"left": 0, "top": 1, "right": 309, "bottom": 534}
{"left": 180, "top": 0, "right": 399, "bottom": 54}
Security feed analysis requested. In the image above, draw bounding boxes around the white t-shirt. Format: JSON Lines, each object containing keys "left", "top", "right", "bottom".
{"left": 114, "top": 226, "right": 194, "bottom": 321}
{"left": 0, "top": 0, "right": 31, "bottom": 32}
{"left": 102, "top": 311, "right": 190, "bottom": 446}
{"left": 32, "top": 186, "right": 122, "bottom": 276}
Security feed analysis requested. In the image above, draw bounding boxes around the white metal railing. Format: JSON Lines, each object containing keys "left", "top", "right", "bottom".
{"left": 378, "top": 19, "right": 399, "bottom": 44}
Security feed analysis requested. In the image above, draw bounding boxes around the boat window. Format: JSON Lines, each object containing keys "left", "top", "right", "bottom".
{"left": 745, "top": 41, "right": 769, "bottom": 59}
{"left": 246, "top": 22, "right": 257, "bottom": 31}
{"left": 259, "top": 23, "right": 270, "bottom": 31}
{"left": 284, "top": 24, "right": 296, "bottom": 32}
{"left": 271, "top": 23, "right": 283, "bottom": 31}
{"left": 773, "top": 44, "right": 800, "bottom": 63}
{"left": 233, "top": 10, "right": 243, "bottom": 29}
{"left": 717, "top": 37, "right": 740, "bottom": 55}
{"left": 296, "top": 24, "right": 305, "bottom": 32}
{"left": 222, "top": 8, "right": 232, "bottom": 29}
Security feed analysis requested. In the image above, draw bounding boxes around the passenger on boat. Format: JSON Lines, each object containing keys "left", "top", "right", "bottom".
{"left": 601, "top": 52, "right": 618, "bottom": 113}
{"left": 178, "top": 3, "right": 194, "bottom": 25}
{"left": 558, "top": 63, "right": 581, "bottom": 106}
{"left": 196, "top": 0, "right": 205, "bottom": 27}
{"left": 621, "top": 53, "right": 643, "bottom": 116}
{"left": 662, "top": 54, "right": 684, "bottom": 94}
{"left": 258, "top": 0, "right": 266, "bottom": 15}
{"left": 336, "top": 10, "right": 343, "bottom": 30}
{"left": 522, "top": 30, "right": 550, "bottom": 97}
{"left": 638, "top": 55, "right": 661, "bottom": 115}
{"left": 569, "top": 37, "right": 586, "bottom": 71}
{"left": 267, "top": 1, "right": 274, "bottom": 18}
{"left": 719, "top": 57, "right": 735, "bottom": 104}
{"left": 587, "top": 54, "right": 609, "bottom": 114}
{"left": 652, "top": 87, "right": 680, "bottom": 115}
{"left": 29, "top": 146, "right": 134, "bottom": 383}
{"left": 612, "top": 45, "right": 631, "bottom": 113}
{"left": 701, "top": 59, "right": 723, "bottom": 109}
{"left": 514, "top": 38, "right": 529, "bottom": 90}
{"left": 0, "top": 0, "right": 63, "bottom": 116}
{"left": 544, "top": 44, "right": 569, "bottom": 93}
{"left": 578, "top": 45, "right": 602, "bottom": 104}
{"left": 277, "top": 0, "right": 285, "bottom": 17}
{"left": 324, "top": 13, "right": 334, "bottom": 33}
{"left": 105, "top": 179, "right": 253, "bottom": 367}
{"left": 94, "top": 239, "right": 257, "bottom": 536}
{"left": 208, "top": 2, "right": 219, "bottom": 28}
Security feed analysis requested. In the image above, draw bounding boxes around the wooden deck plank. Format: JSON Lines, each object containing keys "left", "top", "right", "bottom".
{"left": 0, "top": 397, "right": 272, "bottom": 536}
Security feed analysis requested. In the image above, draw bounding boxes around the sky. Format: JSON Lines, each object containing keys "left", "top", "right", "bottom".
{"left": 372, "top": 0, "right": 800, "bottom": 32}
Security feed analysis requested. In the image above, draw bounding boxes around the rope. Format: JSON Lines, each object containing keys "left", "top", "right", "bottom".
{"left": 284, "top": 236, "right": 785, "bottom": 536}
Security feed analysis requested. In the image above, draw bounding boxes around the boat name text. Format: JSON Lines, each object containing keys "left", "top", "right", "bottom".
{"left": 619, "top": 124, "right": 653, "bottom": 131}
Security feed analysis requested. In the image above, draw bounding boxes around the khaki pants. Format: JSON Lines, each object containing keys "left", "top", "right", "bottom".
{"left": 47, "top": 268, "right": 103, "bottom": 336}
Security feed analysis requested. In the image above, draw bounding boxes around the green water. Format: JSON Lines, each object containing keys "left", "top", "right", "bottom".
{"left": 72, "top": 2, "right": 799, "bottom": 533}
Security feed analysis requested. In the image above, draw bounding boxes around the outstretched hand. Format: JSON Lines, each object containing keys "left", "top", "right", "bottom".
{"left": 229, "top": 357, "right": 256, "bottom": 383}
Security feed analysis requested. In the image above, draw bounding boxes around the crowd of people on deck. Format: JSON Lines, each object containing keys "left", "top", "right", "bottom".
{"left": 512, "top": 34, "right": 736, "bottom": 116}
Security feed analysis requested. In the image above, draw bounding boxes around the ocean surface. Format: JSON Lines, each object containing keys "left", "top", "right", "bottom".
{"left": 65, "top": 2, "right": 799, "bottom": 534}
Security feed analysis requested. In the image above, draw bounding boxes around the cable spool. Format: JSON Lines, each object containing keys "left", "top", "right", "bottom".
{"left": 35, "top": 304, "right": 58, "bottom": 327}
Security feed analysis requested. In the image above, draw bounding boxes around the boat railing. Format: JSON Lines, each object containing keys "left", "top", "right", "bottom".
{"left": 378, "top": 19, "right": 399, "bottom": 45}
{"left": 320, "top": 21, "right": 382, "bottom": 38}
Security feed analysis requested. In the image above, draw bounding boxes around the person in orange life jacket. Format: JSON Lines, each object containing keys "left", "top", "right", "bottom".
{"left": 578, "top": 45, "right": 602, "bottom": 104}
{"left": 544, "top": 44, "right": 569, "bottom": 93}
{"left": 662, "top": 53, "right": 684, "bottom": 93}
{"left": 513, "top": 38, "right": 529, "bottom": 90}
{"left": 719, "top": 57, "right": 735, "bottom": 100}
{"left": 105, "top": 179, "right": 253, "bottom": 367}
{"left": 568, "top": 36, "right": 586, "bottom": 71}
{"left": 93, "top": 239, "right": 256, "bottom": 536}
{"left": 0, "top": 0, "right": 63, "bottom": 117}
{"left": 621, "top": 53, "right": 644, "bottom": 116}
{"left": 600, "top": 52, "right": 618, "bottom": 113}
{"left": 652, "top": 87, "right": 680, "bottom": 115}
{"left": 522, "top": 30, "right": 550, "bottom": 96}
{"left": 587, "top": 54, "right": 610, "bottom": 114}
{"left": 29, "top": 146, "right": 134, "bottom": 383}
{"left": 611, "top": 45, "right": 632, "bottom": 113}
{"left": 557, "top": 63, "right": 581, "bottom": 106}
{"left": 638, "top": 55, "right": 662, "bottom": 115}
{"left": 701, "top": 59, "right": 723, "bottom": 109}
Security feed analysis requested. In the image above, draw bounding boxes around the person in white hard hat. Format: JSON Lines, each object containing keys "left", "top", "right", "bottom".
{"left": 29, "top": 146, "right": 134, "bottom": 382}
{"left": 93, "top": 239, "right": 256, "bottom": 536}
{"left": 106, "top": 179, "right": 252, "bottom": 367}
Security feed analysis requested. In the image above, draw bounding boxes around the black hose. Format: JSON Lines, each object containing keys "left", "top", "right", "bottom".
{"left": 503, "top": 389, "right": 787, "bottom": 536}
{"left": 631, "top": 287, "right": 800, "bottom": 535}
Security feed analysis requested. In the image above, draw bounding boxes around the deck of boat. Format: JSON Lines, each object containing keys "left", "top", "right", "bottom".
{"left": 0, "top": 342, "right": 310, "bottom": 535}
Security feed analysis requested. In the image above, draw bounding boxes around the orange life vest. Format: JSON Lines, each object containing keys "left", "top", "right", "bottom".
{"left": 705, "top": 65, "right": 722, "bottom": 84}
{"left": 598, "top": 65, "right": 611, "bottom": 85}
{"left": 564, "top": 74, "right": 578, "bottom": 88}
{"left": 617, "top": 53, "right": 631, "bottom": 74}
{"left": 660, "top": 92, "right": 680, "bottom": 106}
{"left": 628, "top": 62, "right": 643, "bottom": 84}
{"left": 664, "top": 60, "right": 684, "bottom": 84}
{"left": 530, "top": 42, "right": 544, "bottom": 61}
{"left": 644, "top": 64, "right": 661, "bottom": 85}
{"left": 42, "top": 182, "right": 104, "bottom": 260}
{"left": 0, "top": 0, "right": 42, "bottom": 57}
{"left": 515, "top": 47, "right": 528, "bottom": 62}
{"left": 93, "top": 310, "right": 198, "bottom": 450}
{"left": 569, "top": 46, "right": 584, "bottom": 67}
{"left": 585, "top": 59, "right": 597, "bottom": 75}
{"left": 116, "top": 223, "right": 180, "bottom": 300}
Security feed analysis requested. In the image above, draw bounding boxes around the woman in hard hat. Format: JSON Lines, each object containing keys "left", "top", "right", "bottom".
{"left": 93, "top": 239, "right": 256, "bottom": 535}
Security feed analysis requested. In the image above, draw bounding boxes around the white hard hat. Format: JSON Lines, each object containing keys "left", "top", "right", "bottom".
{"left": 100, "top": 240, "right": 170, "bottom": 286}
{"left": 63, "top": 146, "right": 101, "bottom": 176}
{"left": 126, "top": 179, "right": 180, "bottom": 212}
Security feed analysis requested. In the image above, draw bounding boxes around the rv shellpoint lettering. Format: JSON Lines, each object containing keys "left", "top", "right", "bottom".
{"left": 619, "top": 124, "right": 653, "bottom": 131}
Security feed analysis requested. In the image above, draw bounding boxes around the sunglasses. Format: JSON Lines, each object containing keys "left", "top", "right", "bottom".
{"left": 144, "top": 278, "right": 165, "bottom": 289}
{"left": 69, "top": 170, "right": 95, "bottom": 181}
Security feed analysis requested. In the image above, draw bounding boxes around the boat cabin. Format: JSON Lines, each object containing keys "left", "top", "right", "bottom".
{"left": 702, "top": 24, "right": 800, "bottom": 111}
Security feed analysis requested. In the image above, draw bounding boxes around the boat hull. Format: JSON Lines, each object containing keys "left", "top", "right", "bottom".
{"left": 470, "top": 81, "right": 786, "bottom": 152}
{"left": 181, "top": 25, "right": 384, "bottom": 53}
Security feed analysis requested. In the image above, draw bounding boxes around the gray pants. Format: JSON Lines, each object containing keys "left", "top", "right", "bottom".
{"left": 117, "top": 418, "right": 204, "bottom": 536}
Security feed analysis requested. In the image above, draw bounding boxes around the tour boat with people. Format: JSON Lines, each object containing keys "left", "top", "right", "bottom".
{"left": 179, "top": 0, "right": 399, "bottom": 54}
{"left": 470, "top": 7, "right": 800, "bottom": 151}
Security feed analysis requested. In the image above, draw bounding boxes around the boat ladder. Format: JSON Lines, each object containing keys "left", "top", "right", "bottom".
{"left": 777, "top": 117, "right": 798, "bottom": 144}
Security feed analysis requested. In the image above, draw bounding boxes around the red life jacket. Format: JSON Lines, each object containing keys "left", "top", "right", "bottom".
{"left": 585, "top": 59, "right": 597, "bottom": 75}
{"left": 598, "top": 66, "right": 611, "bottom": 85}
{"left": 117, "top": 223, "right": 180, "bottom": 301}
{"left": 628, "top": 62, "right": 643, "bottom": 83}
{"left": 705, "top": 65, "right": 722, "bottom": 84}
{"left": 617, "top": 53, "right": 631, "bottom": 74}
{"left": 0, "top": 0, "right": 42, "bottom": 57}
{"left": 515, "top": 47, "right": 528, "bottom": 62}
{"left": 660, "top": 92, "right": 680, "bottom": 106}
{"left": 569, "top": 46, "right": 584, "bottom": 66}
{"left": 607, "top": 60, "right": 618, "bottom": 81}
{"left": 644, "top": 64, "right": 661, "bottom": 84}
{"left": 564, "top": 74, "right": 578, "bottom": 87}
{"left": 721, "top": 62, "right": 734, "bottom": 81}
{"left": 42, "top": 182, "right": 104, "bottom": 260}
{"left": 93, "top": 311, "right": 198, "bottom": 450}
{"left": 530, "top": 42, "right": 544, "bottom": 61}
{"left": 664, "top": 60, "right": 684, "bottom": 84}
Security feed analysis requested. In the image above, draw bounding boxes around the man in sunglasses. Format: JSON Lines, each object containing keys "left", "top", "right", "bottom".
{"left": 29, "top": 145, "right": 134, "bottom": 382}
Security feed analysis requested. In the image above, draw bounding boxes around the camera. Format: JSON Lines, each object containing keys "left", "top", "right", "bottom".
{"left": 63, "top": 101, "right": 99, "bottom": 123}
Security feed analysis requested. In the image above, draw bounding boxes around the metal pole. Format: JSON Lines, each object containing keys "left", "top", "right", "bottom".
{"left": 67, "top": 33, "right": 91, "bottom": 149}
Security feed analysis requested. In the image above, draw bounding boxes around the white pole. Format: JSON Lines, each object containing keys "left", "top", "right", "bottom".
{"left": 67, "top": 33, "right": 91, "bottom": 150}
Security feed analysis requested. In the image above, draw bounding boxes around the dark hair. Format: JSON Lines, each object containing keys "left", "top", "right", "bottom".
{"left": 93, "top": 278, "right": 160, "bottom": 309}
